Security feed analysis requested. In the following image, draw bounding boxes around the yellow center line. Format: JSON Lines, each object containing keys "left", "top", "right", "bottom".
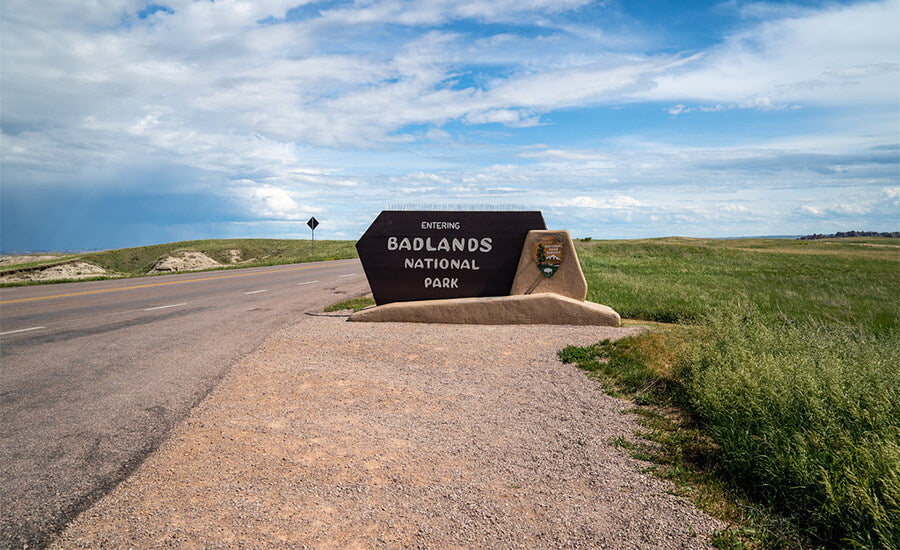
{"left": 0, "top": 260, "right": 358, "bottom": 305}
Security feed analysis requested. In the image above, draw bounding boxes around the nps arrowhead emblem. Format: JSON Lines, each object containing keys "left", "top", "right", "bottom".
{"left": 533, "top": 236, "right": 564, "bottom": 278}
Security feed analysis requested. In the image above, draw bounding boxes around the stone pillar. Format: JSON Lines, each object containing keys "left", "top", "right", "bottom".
{"left": 510, "top": 230, "right": 587, "bottom": 301}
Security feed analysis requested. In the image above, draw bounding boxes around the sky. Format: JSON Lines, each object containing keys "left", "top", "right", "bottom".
{"left": 1, "top": 0, "right": 898, "bottom": 251}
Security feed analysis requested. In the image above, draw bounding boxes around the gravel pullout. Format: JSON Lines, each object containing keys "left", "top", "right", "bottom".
{"left": 54, "top": 316, "right": 723, "bottom": 548}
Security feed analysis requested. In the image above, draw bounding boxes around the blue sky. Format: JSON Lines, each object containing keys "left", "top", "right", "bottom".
{"left": 1, "top": 0, "right": 898, "bottom": 251}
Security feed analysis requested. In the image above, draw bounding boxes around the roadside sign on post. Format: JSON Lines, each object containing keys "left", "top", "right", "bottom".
{"left": 307, "top": 217, "right": 319, "bottom": 259}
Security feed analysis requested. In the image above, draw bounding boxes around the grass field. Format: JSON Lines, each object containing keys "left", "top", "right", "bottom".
{"left": 564, "top": 237, "right": 899, "bottom": 548}
{"left": 0, "top": 238, "right": 359, "bottom": 285}
{"left": 576, "top": 237, "right": 899, "bottom": 332}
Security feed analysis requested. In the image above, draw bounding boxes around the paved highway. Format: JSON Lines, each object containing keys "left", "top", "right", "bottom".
{"left": 0, "top": 259, "right": 369, "bottom": 549}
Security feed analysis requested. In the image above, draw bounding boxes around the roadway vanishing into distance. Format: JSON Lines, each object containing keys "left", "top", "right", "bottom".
{"left": 0, "top": 259, "right": 369, "bottom": 549}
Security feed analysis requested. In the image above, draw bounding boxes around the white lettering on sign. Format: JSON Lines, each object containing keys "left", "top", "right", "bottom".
{"left": 424, "top": 277, "right": 459, "bottom": 288}
{"left": 404, "top": 258, "right": 480, "bottom": 270}
{"left": 421, "top": 221, "right": 461, "bottom": 230}
{"left": 384, "top": 220, "right": 501, "bottom": 292}
{"left": 387, "top": 236, "right": 492, "bottom": 252}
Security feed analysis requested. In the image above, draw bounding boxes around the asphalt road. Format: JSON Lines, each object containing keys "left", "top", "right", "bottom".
{"left": 0, "top": 260, "right": 369, "bottom": 549}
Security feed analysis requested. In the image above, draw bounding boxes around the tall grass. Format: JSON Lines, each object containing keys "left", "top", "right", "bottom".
{"left": 565, "top": 237, "right": 900, "bottom": 547}
{"left": 683, "top": 306, "right": 899, "bottom": 548}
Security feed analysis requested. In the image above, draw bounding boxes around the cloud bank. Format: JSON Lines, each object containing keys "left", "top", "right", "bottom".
{"left": 1, "top": 0, "right": 897, "bottom": 249}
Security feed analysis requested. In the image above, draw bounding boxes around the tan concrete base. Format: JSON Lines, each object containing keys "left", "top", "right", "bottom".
{"left": 348, "top": 293, "right": 620, "bottom": 326}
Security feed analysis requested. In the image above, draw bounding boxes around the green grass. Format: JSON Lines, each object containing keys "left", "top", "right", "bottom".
{"left": 686, "top": 307, "right": 899, "bottom": 548}
{"left": 1, "top": 238, "right": 359, "bottom": 286}
{"left": 564, "top": 237, "right": 900, "bottom": 549}
{"left": 323, "top": 296, "right": 376, "bottom": 312}
{"left": 576, "top": 237, "right": 899, "bottom": 332}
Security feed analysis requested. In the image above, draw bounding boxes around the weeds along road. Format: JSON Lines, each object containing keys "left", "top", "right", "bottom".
{"left": 0, "top": 259, "right": 369, "bottom": 549}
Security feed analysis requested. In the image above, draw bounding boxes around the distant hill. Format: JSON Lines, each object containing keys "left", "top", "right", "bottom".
{"left": 0, "top": 238, "right": 359, "bottom": 286}
{"left": 799, "top": 230, "right": 899, "bottom": 240}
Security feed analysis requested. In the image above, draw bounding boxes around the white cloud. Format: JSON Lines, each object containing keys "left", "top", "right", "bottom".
{"left": 464, "top": 109, "right": 541, "bottom": 127}
{"left": 393, "top": 171, "right": 455, "bottom": 187}
{"left": 4, "top": 0, "right": 896, "bottom": 164}
{"left": 717, "top": 203, "right": 749, "bottom": 213}
{"left": 256, "top": 187, "right": 299, "bottom": 215}
{"left": 883, "top": 187, "right": 900, "bottom": 200}
{"left": 1, "top": 0, "right": 897, "bottom": 247}
{"left": 795, "top": 200, "right": 877, "bottom": 219}
{"left": 239, "top": 184, "right": 324, "bottom": 220}
{"left": 314, "top": 0, "right": 594, "bottom": 27}
{"left": 666, "top": 97, "right": 791, "bottom": 116}
{"left": 425, "top": 127, "right": 452, "bottom": 141}
{"left": 795, "top": 205, "right": 819, "bottom": 217}
{"left": 559, "top": 195, "right": 642, "bottom": 209}
{"left": 643, "top": 0, "right": 900, "bottom": 106}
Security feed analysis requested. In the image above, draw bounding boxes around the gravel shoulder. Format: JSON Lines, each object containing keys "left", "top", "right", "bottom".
{"left": 53, "top": 315, "right": 723, "bottom": 549}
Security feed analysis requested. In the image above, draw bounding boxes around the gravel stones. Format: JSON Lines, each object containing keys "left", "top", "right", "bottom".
{"left": 53, "top": 317, "right": 722, "bottom": 548}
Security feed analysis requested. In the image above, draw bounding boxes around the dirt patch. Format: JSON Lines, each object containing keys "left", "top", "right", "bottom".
{"left": 0, "top": 262, "right": 108, "bottom": 283}
{"left": 149, "top": 251, "right": 221, "bottom": 274}
{"left": 54, "top": 317, "right": 723, "bottom": 548}
{"left": 0, "top": 255, "right": 62, "bottom": 267}
{"left": 849, "top": 242, "right": 900, "bottom": 249}
{"left": 223, "top": 249, "right": 243, "bottom": 264}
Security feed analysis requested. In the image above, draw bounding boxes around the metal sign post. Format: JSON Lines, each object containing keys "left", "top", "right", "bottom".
{"left": 307, "top": 217, "right": 319, "bottom": 260}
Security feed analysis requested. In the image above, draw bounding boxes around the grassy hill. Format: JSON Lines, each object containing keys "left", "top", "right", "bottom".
{"left": 564, "top": 236, "right": 899, "bottom": 548}
{"left": 84, "top": 238, "right": 357, "bottom": 274}
{"left": 0, "top": 238, "right": 359, "bottom": 285}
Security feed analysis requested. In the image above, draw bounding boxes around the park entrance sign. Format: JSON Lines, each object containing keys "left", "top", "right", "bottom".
{"left": 356, "top": 211, "right": 546, "bottom": 305}
{"left": 352, "top": 215, "right": 622, "bottom": 326}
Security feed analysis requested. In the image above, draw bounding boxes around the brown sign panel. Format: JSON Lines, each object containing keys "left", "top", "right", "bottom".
{"left": 356, "top": 211, "right": 546, "bottom": 305}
